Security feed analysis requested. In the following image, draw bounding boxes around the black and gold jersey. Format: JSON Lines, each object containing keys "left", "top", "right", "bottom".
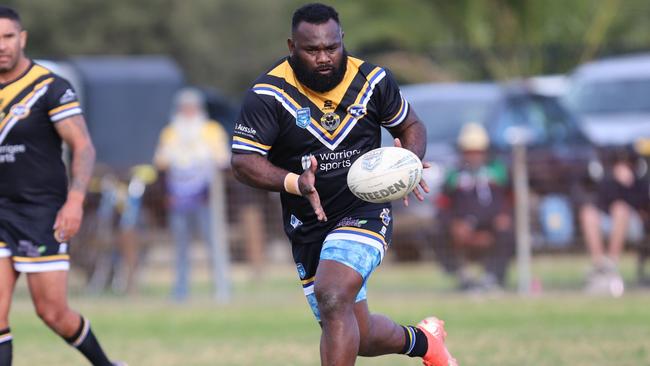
{"left": 0, "top": 61, "right": 83, "bottom": 217}
{"left": 232, "top": 56, "right": 409, "bottom": 245}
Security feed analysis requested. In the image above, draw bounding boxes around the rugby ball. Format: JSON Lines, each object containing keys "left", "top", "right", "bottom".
{"left": 347, "top": 147, "right": 423, "bottom": 203}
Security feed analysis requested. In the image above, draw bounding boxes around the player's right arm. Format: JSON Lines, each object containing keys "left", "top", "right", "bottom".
{"left": 231, "top": 91, "right": 326, "bottom": 221}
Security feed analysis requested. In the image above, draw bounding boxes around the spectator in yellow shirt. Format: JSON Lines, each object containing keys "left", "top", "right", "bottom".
{"left": 154, "top": 88, "right": 229, "bottom": 301}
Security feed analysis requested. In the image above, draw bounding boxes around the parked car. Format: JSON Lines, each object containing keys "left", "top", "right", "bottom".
{"left": 384, "top": 82, "right": 597, "bottom": 260}
{"left": 565, "top": 52, "right": 650, "bottom": 146}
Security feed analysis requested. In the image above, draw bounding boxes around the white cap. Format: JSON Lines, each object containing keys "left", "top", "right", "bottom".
{"left": 173, "top": 88, "right": 205, "bottom": 110}
{"left": 457, "top": 122, "right": 489, "bottom": 151}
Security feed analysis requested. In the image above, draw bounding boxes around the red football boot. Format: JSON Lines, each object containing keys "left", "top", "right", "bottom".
{"left": 417, "top": 317, "right": 458, "bottom": 366}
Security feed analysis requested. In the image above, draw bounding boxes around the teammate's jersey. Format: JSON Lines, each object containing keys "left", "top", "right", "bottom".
{"left": 0, "top": 61, "right": 83, "bottom": 216}
{"left": 232, "top": 56, "right": 409, "bottom": 245}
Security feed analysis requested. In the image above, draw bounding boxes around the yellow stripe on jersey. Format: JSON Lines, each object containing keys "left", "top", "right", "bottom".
{"left": 301, "top": 276, "right": 315, "bottom": 285}
{"left": 0, "top": 241, "right": 6, "bottom": 248}
{"left": 332, "top": 226, "right": 387, "bottom": 245}
{"left": 0, "top": 64, "right": 51, "bottom": 112}
{"left": 252, "top": 82, "right": 352, "bottom": 141}
{"left": 48, "top": 101, "right": 80, "bottom": 116}
{"left": 268, "top": 57, "right": 363, "bottom": 113}
{"left": 12, "top": 254, "right": 70, "bottom": 263}
{"left": 322, "top": 66, "right": 384, "bottom": 137}
{"left": 384, "top": 96, "right": 406, "bottom": 125}
{"left": 0, "top": 78, "right": 54, "bottom": 133}
{"left": 256, "top": 61, "right": 386, "bottom": 150}
{"left": 232, "top": 136, "right": 271, "bottom": 150}
{"left": 351, "top": 67, "right": 384, "bottom": 106}
{"left": 253, "top": 83, "right": 338, "bottom": 139}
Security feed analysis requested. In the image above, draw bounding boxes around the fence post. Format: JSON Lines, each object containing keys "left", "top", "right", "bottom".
{"left": 509, "top": 128, "right": 532, "bottom": 296}
{"left": 210, "top": 168, "right": 232, "bottom": 303}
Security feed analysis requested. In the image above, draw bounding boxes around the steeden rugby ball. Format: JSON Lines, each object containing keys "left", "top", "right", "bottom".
{"left": 347, "top": 147, "right": 423, "bottom": 203}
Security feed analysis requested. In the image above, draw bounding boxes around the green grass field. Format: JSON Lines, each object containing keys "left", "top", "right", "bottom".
{"left": 8, "top": 255, "right": 650, "bottom": 366}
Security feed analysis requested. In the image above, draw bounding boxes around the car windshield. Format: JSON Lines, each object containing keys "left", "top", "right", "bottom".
{"left": 410, "top": 97, "right": 496, "bottom": 143}
{"left": 567, "top": 78, "right": 650, "bottom": 115}
{"left": 491, "top": 95, "right": 584, "bottom": 148}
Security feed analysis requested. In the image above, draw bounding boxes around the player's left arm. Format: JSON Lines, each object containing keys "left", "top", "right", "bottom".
{"left": 387, "top": 109, "right": 431, "bottom": 205}
{"left": 53, "top": 114, "right": 96, "bottom": 242}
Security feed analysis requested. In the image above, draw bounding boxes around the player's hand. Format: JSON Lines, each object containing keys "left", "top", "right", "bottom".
{"left": 53, "top": 194, "right": 84, "bottom": 242}
{"left": 299, "top": 155, "right": 327, "bottom": 222}
{"left": 393, "top": 138, "right": 430, "bottom": 207}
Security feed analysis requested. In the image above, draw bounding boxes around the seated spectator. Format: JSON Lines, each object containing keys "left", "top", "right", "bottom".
{"left": 435, "top": 122, "right": 515, "bottom": 291}
{"left": 580, "top": 147, "right": 649, "bottom": 295}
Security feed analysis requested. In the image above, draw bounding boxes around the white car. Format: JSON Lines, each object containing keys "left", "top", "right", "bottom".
{"left": 565, "top": 53, "right": 650, "bottom": 146}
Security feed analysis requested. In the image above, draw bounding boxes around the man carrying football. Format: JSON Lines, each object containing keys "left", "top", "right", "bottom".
{"left": 231, "top": 3, "right": 457, "bottom": 366}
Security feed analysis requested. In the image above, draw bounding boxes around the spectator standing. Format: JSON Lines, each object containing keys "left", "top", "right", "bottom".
{"left": 436, "top": 122, "right": 515, "bottom": 291}
{"left": 154, "top": 88, "right": 229, "bottom": 301}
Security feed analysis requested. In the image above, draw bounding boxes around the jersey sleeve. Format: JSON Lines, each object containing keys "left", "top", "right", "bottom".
{"left": 231, "top": 90, "right": 279, "bottom": 156}
{"left": 44, "top": 76, "right": 83, "bottom": 123}
{"left": 375, "top": 69, "right": 409, "bottom": 128}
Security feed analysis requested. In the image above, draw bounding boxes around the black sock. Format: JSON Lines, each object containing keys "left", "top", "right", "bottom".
{"left": 399, "top": 325, "right": 428, "bottom": 357}
{"left": 64, "top": 316, "right": 113, "bottom": 366}
{"left": 0, "top": 328, "right": 12, "bottom": 366}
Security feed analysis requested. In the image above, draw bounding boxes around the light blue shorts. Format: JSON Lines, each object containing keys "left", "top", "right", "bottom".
{"left": 305, "top": 239, "right": 382, "bottom": 321}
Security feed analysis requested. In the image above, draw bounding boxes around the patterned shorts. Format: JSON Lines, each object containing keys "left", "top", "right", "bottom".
{"left": 294, "top": 206, "right": 393, "bottom": 321}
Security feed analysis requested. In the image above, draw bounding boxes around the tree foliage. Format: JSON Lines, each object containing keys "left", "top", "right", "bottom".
{"left": 6, "top": 0, "right": 650, "bottom": 96}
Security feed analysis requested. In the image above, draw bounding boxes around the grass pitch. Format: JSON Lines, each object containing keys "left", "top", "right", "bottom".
{"left": 8, "top": 255, "right": 650, "bottom": 366}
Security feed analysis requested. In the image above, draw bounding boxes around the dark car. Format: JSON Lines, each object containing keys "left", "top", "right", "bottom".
{"left": 384, "top": 82, "right": 598, "bottom": 260}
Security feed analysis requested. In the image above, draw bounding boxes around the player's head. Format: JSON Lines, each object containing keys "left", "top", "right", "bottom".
{"left": 0, "top": 6, "right": 26, "bottom": 74}
{"left": 288, "top": 3, "right": 347, "bottom": 93}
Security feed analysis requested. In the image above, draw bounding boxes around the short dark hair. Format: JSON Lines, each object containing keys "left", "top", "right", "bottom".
{"left": 0, "top": 6, "right": 21, "bottom": 25}
{"left": 292, "top": 3, "right": 339, "bottom": 31}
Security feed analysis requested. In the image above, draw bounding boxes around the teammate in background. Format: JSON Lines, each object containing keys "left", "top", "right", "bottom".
{"left": 231, "top": 4, "right": 457, "bottom": 366}
{"left": 154, "top": 88, "right": 230, "bottom": 301}
{"left": 0, "top": 7, "right": 124, "bottom": 366}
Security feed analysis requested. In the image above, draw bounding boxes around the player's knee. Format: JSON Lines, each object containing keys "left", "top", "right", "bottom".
{"left": 34, "top": 302, "right": 68, "bottom": 327}
{"left": 315, "top": 286, "right": 353, "bottom": 319}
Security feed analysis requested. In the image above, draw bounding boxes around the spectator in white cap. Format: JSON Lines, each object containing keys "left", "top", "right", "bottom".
{"left": 435, "top": 122, "right": 515, "bottom": 291}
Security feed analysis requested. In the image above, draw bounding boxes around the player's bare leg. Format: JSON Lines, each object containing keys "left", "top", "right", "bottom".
{"left": 314, "top": 259, "right": 363, "bottom": 366}
{"left": 0, "top": 258, "right": 18, "bottom": 365}
{"left": 27, "top": 271, "right": 80, "bottom": 337}
{"left": 315, "top": 259, "right": 457, "bottom": 366}
{"left": 354, "top": 300, "right": 405, "bottom": 356}
{"left": 27, "top": 270, "right": 115, "bottom": 366}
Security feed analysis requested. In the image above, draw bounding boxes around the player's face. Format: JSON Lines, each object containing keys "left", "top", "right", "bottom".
{"left": 288, "top": 19, "right": 346, "bottom": 93}
{"left": 0, "top": 19, "right": 26, "bottom": 74}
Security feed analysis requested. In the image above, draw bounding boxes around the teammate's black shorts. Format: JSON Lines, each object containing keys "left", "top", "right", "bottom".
{"left": 0, "top": 207, "right": 69, "bottom": 273}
